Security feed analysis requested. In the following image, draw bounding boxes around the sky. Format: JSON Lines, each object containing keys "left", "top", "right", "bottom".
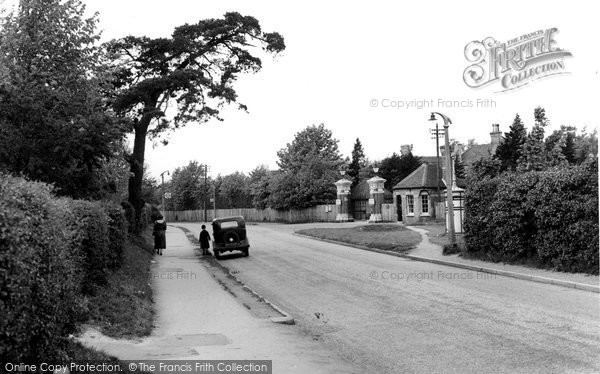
{"left": 7, "top": 1, "right": 599, "bottom": 181}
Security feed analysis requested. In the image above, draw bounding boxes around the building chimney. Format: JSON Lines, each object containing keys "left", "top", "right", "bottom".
{"left": 400, "top": 144, "right": 413, "bottom": 156}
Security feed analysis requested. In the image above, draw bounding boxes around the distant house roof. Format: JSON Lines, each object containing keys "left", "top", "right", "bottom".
{"left": 393, "top": 163, "right": 445, "bottom": 190}
{"left": 461, "top": 144, "right": 494, "bottom": 166}
{"left": 420, "top": 156, "right": 440, "bottom": 165}
{"left": 351, "top": 179, "right": 393, "bottom": 200}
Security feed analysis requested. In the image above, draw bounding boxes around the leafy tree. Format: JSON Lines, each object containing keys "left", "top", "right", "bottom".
{"left": 219, "top": 171, "right": 251, "bottom": 208}
{"left": 546, "top": 135, "right": 568, "bottom": 167}
{"left": 518, "top": 107, "right": 548, "bottom": 171}
{"left": 0, "top": 0, "right": 125, "bottom": 198}
{"left": 170, "top": 161, "right": 207, "bottom": 210}
{"left": 267, "top": 171, "right": 296, "bottom": 209}
{"left": 562, "top": 131, "right": 577, "bottom": 164}
{"left": 378, "top": 153, "right": 401, "bottom": 190}
{"left": 105, "top": 12, "right": 285, "bottom": 230}
{"left": 141, "top": 174, "right": 160, "bottom": 206}
{"left": 92, "top": 143, "right": 132, "bottom": 202}
{"left": 494, "top": 113, "right": 527, "bottom": 171}
{"left": 468, "top": 157, "right": 502, "bottom": 181}
{"left": 378, "top": 152, "right": 422, "bottom": 190}
{"left": 249, "top": 165, "right": 271, "bottom": 209}
{"left": 573, "top": 127, "right": 598, "bottom": 163}
{"left": 348, "top": 138, "right": 366, "bottom": 186}
{"left": 545, "top": 125, "right": 581, "bottom": 165}
{"left": 272, "top": 124, "right": 343, "bottom": 209}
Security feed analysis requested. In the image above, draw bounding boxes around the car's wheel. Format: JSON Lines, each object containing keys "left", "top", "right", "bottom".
{"left": 214, "top": 250, "right": 220, "bottom": 259}
{"left": 243, "top": 248, "right": 249, "bottom": 257}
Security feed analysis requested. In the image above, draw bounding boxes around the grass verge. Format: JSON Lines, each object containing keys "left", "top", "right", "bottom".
{"left": 85, "top": 226, "right": 155, "bottom": 338}
{"left": 297, "top": 224, "right": 422, "bottom": 252}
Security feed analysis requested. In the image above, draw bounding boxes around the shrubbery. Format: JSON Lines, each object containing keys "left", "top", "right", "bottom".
{"left": 464, "top": 160, "right": 598, "bottom": 274}
{"left": 0, "top": 174, "right": 129, "bottom": 361}
{"left": 69, "top": 201, "right": 112, "bottom": 293}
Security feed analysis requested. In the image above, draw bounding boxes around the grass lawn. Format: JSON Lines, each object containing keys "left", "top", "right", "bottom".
{"left": 86, "top": 227, "right": 155, "bottom": 338}
{"left": 297, "top": 224, "right": 422, "bottom": 252}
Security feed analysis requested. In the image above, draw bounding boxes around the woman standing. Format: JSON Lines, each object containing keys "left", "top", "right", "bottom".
{"left": 153, "top": 215, "right": 167, "bottom": 255}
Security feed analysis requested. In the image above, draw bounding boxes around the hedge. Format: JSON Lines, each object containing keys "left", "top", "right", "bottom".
{"left": 464, "top": 160, "right": 599, "bottom": 274}
{"left": 0, "top": 176, "right": 83, "bottom": 361}
{"left": 0, "top": 174, "right": 128, "bottom": 362}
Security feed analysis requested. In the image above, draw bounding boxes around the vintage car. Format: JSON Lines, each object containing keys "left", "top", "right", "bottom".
{"left": 211, "top": 216, "right": 249, "bottom": 259}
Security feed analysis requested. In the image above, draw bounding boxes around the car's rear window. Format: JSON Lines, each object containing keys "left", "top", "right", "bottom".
{"left": 220, "top": 221, "right": 239, "bottom": 229}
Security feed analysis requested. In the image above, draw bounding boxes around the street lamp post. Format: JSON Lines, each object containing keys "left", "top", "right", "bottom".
{"left": 160, "top": 170, "right": 170, "bottom": 214}
{"left": 429, "top": 112, "right": 456, "bottom": 247}
{"left": 430, "top": 123, "right": 443, "bottom": 216}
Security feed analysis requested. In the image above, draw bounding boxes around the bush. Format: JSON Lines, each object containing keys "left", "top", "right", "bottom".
{"left": 69, "top": 201, "right": 114, "bottom": 294}
{"left": 102, "top": 201, "right": 127, "bottom": 269}
{"left": 0, "top": 174, "right": 131, "bottom": 361}
{"left": 464, "top": 161, "right": 598, "bottom": 274}
{"left": 0, "top": 174, "right": 85, "bottom": 362}
{"left": 121, "top": 200, "right": 136, "bottom": 234}
{"left": 463, "top": 177, "right": 499, "bottom": 260}
{"left": 488, "top": 173, "right": 539, "bottom": 261}
{"left": 529, "top": 162, "right": 599, "bottom": 273}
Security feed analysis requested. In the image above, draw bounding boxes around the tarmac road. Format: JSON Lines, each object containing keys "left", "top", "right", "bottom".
{"left": 178, "top": 222, "right": 600, "bottom": 374}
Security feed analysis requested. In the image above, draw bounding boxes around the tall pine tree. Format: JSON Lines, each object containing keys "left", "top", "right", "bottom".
{"left": 347, "top": 138, "right": 366, "bottom": 186}
{"left": 518, "top": 107, "right": 548, "bottom": 172}
{"left": 494, "top": 113, "right": 527, "bottom": 172}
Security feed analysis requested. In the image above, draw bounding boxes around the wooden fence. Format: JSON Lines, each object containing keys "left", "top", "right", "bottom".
{"left": 381, "top": 203, "right": 396, "bottom": 221}
{"left": 163, "top": 204, "right": 340, "bottom": 224}
{"left": 163, "top": 202, "right": 448, "bottom": 224}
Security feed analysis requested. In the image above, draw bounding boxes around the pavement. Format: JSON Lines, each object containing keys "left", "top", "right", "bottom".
{"left": 78, "top": 226, "right": 357, "bottom": 374}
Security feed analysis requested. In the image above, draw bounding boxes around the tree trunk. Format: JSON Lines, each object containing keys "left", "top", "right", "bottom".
{"left": 128, "top": 117, "right": 150, "bottom": 233}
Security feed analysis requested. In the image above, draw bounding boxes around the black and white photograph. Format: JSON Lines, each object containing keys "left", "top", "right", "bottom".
{"left": 0, "top": 1, "right": 598, "bottom": 373}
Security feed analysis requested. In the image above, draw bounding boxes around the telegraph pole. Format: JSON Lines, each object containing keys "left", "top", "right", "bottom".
{"left": 212, "top": 185, "right": 216, "bottom": 220}
{"left": 203, "top": 164, "right": 210, "bottom": 222}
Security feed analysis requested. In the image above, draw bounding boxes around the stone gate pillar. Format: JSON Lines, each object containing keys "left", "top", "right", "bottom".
{"left": 367, "top": 176, "right": 386, "bottom": 222}
{"left": 334, "top": 179, "right": 353, "bottom": 222}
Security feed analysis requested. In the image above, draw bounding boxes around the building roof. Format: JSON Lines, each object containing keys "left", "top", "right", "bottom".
{"left": 419, "top": 156, "right": 441, "bottom": 165}
{"left": 393, "top": 163, "right": 446, "bottom": 190}
{"left": 461, "top": 144, "right": 494, "bottom": 166}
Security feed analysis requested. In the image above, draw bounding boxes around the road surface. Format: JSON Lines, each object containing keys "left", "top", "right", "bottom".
{"left": 177, "top": 222, "right": 600, "bottom": 374}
